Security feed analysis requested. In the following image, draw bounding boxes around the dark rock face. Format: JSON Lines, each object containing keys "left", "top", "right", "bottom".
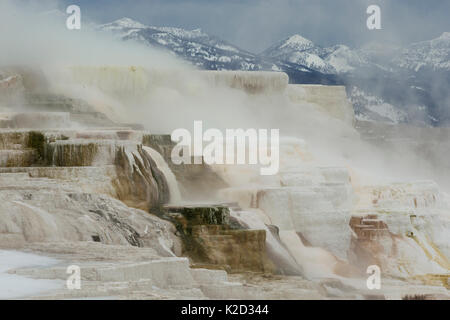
{"left": 163, "top": 205, "right": 274, "bottom": 273}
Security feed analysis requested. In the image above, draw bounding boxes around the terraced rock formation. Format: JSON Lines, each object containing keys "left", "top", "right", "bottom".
{"left": 162, "top": 205, "right": 274, "bottom": 273}
{"left": 0, "top": 68, "right": 448, "bottom": 299}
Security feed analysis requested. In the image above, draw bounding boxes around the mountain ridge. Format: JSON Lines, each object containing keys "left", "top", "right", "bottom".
{"left": 98, "top": 18, "right": 450, "bottom": 126}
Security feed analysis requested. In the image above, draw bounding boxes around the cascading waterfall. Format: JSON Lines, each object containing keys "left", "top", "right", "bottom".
{"left": 215, "top": 137, "right": 355, "bottom": 279}
{"left": 278, "top": 230, "right": 340, "bottom": 279}
{"left": 229, "top": 208, "right": 303, "bottom": 276}
{"left": 142, "top": 146, "right": 182, "bottom": 204}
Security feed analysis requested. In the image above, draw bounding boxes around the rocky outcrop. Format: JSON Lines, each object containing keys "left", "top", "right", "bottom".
{"left": 163, "top": 205, "right": 274, "bottom": 273}
{"left": 0, "top": 125, "right": 172, "bottom": 211}
{"left": 348, "top": 214, "right": 394, "bottom": 271}
{"left": 351, "top": 181, "right": 450, "bottom": 278}
{"left": 0, "top": 116, "right": 181, "bottom": 255}
{"left": 0, "top": 174, "right": 180, "bottom": 255}
{"left": 113, "top": 144, "right": 170, "bottom": 211}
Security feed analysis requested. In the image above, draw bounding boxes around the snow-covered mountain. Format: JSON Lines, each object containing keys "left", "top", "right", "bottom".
{"left": 97, "top": 18, "right": 450, "bottom": 126}
{"left": 393, "top": 32, "right": 450, "bottom": 72}
{"left": 262, "top": 34, "right": 337, "bottom": 74}
{"left": 100, "top": 18, "right": 250, "bottom": 69}
{"left": 99, "top": 18, "right": 450, "bottom": 78}
{"left": 348, "top": 86, "right": 434, "bottom": 124}
{"left": 264, "top": 34, "right": 317, "bottom": 54}
{"left": 99, "top": 18, "right": 373, "bottom": 76}
{"left": 325, "top": 45, "right": 372, "bottom": 74}
{"left": 261, "top": 34, "right": 375, "bottom": 75}
{"left": 261, "top": 32, "right": 450, "bottom": 126}
{"left": 99, "top": 18, "right": 268, "bottom": 71}
{"left": 98, "top": 18, "right": 341, "bottom": 85}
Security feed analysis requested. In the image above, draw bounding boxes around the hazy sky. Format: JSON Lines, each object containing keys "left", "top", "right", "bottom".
{"left": 52, "top": 0, "right": 450, "bottom": 52}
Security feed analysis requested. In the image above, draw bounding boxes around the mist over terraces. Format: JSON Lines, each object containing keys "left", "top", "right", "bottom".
{"left": 98, "top": 17, "right": 450, "bottom": 127}
{"left": 0, "top": 65, "right": 449, "bottom": 299}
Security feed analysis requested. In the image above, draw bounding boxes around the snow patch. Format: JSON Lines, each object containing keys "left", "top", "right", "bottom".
{"left": 0, "top": 250, "right": 63, "bottom": 299}
{"left": 280, "top": 34, "right": 315, "bottom": 51}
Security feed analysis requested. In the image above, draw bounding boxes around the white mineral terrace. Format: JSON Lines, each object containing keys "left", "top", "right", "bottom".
{"left": 0, "top": 69, "right": 448, "bottom": 299}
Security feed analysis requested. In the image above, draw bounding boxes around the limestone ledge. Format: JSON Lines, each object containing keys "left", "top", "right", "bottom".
{"left": 162, "top": 205, "right": 274, "bottom": 274}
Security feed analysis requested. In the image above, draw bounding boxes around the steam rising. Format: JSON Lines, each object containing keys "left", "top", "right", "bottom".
{"left": 1, "top": 1, "right": 449, "bottom": 192}
{"left": 1, "top": 0, "right": 449, "bottom": 285}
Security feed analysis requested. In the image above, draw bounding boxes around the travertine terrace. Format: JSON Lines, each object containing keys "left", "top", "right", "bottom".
{"left": 0, "top": 68, "right": 448, "bottom": 299}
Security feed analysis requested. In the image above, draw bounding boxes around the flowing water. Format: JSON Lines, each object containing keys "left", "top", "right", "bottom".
{"left": 143, "top": 146, "right": 182, "bottom": 204}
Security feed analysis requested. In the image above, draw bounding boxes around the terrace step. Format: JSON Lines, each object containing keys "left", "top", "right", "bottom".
{"left": 0, "top": 149, "right": 35, "bottom": 167}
